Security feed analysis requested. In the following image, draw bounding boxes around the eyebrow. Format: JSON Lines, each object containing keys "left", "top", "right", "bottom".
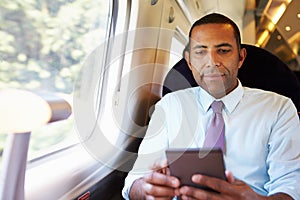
{"left": 215, "top": 43, "right": 233, "bottom": 48}
{"left": 191, "top": 43, "right": 233, "bottom": 49}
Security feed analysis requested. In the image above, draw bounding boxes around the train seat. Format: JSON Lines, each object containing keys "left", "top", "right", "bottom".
{"left": 162, "top": 44, "right": 300, "bottom": 112}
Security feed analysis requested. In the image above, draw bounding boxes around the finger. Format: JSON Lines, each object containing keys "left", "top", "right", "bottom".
{"left": 191, "top": 174, "right": 230, "bottom": 193}
{"left": 151, "top": 159, "right": 168, "bottom": 173}
{"left": 181, "top": 195, "right": 197, "bottom": 200}
{"left": 225, "top": 170, "right": 235, "bottom": 183}
{"left": 143, "top": 182, "right": 176, "bottom": 198}
{"left": 151, "top": 158, "right": 168, "bottom": 170}
{"left": 145, "top": 195, "right": 175, "bottom": 200}
{"left": 144, "top": 171, "right": 180, "bottom": 188}
{"left": 145, "top": 194, "right": 155, "bottom": 200}
{"left": 179, "top": 185, "right": 219, "bottom": 200}
{"left": 165, "top": 167, "right": 171, "bottom": 175}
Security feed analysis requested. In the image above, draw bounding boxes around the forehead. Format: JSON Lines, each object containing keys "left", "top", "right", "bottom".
{"left": 190, "top": 24, "right": 236, "bottom": 47}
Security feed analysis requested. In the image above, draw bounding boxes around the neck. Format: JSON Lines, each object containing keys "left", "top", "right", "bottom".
{"left": 210, "top": 79, "right": 239, "bottom": 99}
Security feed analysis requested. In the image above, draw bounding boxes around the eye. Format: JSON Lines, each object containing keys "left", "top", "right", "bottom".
{"left": 194, "top": 49, "right": 206, "bottom": 55}
{"left": 218, "top": 48, "right": 231, "bottom": 54}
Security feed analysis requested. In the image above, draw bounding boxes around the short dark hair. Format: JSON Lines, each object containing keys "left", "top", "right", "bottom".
{"left": 188, "top": 13, "right": 241, "bottom": 50}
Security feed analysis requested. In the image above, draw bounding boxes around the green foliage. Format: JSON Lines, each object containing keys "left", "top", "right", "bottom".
{"left": 0, "top": 0, "right": 108, "bottom": 93}
{"left": 0, "top": 0, "right": 109, "bottom": 163}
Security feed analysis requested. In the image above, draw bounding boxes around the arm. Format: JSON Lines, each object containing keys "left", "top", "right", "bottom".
{"left": 265, "top": 99, "right": 300, "bottom": 199}
{"left": 123, "top": 102, "right": 179, "bottom": 199}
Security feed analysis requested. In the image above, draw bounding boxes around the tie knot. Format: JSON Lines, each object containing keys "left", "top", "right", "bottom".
{"left": 211, "top": 101, "right": 223, "bottom": 114}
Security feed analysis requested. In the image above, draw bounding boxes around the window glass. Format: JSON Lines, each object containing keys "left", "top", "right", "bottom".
{"left": 0, "top": 0, "right": 111, "bottom": 162}
{"left": 169, "top": 37, "right": 186, "bottom": 69}
{"left": 75, "top": 0, "right": 130, "bottom": 162}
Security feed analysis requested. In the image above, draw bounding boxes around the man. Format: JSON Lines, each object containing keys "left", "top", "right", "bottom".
{"left": 122, "top": 13, "right": 300, "bottom": 200}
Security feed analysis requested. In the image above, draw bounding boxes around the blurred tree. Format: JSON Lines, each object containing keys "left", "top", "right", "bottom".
{"left": 0, "top": 0, "right": 109, "bottom": 161}
{"left": 0, "top": 0, "right": 108, "bottom": 93}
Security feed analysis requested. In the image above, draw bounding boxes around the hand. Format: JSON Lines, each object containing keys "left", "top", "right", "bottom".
{"left": 178, "top": 171, "right": 263, "bottom": 200}
{"left": 129, "top": 159, "right": 181, "bottom": 200}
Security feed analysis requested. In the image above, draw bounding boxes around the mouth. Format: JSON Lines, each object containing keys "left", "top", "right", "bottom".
{"left": 203, "top": 73, "right": 224, "bottom": 80}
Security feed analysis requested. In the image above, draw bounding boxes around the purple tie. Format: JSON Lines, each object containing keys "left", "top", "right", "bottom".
{"left": 203, "top": 101, "right": 225, "bottom": 152}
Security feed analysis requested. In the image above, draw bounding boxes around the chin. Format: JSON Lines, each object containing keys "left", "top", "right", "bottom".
{"left": 206, "top": 86, "right": 227, "bottom": 98}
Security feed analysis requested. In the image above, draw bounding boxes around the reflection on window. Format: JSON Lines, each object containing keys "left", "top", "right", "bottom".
{"left": 0, "top": 0, "right": 110, "bottom": 162}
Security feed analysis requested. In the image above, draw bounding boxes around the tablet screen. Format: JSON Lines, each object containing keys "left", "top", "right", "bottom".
{"left": 166, "top": 148, "right": 226, "bottom": 191}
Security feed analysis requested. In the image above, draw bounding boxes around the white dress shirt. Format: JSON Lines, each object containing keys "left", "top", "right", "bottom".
{"left": 122, "top": 81, "right": 300, "bottom": 199}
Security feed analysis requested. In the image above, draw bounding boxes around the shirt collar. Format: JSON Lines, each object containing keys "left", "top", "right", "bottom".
{"left": 198, "top": 79, "right": 244, "bottom": 114}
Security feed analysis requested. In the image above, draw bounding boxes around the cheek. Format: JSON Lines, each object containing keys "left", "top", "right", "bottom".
{"left": 233, "top": 68, "right": 239, "bottom": 76}
{"left": 190, "top": 59, "right": 204, "bottom": 73}
{"left": 224, "top": 59, "right": 240, "bottom": 75}
{"left": 230, "top": 61, "right": 240, "bottom": 75}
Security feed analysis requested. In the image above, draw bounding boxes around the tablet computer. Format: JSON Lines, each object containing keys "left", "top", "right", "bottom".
{"left": 166, "top": 148, "right": 226, "bottom": 191}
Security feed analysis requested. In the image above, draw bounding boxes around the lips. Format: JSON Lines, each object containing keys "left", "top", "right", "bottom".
{"left": 204, "top": 73, "right": 224, "bottom": 77}
{"left": 203, "top": 73, "right": 224, "bottom": 80}
{"left": 205, "top": 73, "right": 223, "bottom": 77}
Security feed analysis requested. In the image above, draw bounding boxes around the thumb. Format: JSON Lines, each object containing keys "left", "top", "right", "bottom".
{"left": 225, "top": 170, "right": 235, "bottom": 183}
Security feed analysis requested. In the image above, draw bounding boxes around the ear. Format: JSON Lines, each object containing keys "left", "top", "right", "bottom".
{"left": 238, "top": 48, "right": 247, "bottom": 69}
{"left": 184, "top": 51, "right": 193, "bottom": 71}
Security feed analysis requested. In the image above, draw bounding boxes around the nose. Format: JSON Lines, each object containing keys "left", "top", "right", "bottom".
{"left": 207, "top": 51, "right": 220, "bottom": 67}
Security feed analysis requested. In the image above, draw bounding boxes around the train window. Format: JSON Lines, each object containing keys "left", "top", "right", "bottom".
{"left": 169, "top": 37, "right": 185, "bottom": 69}
{"left": 74, "top": 0, "right": 132, "bottom": 160}
{"left": 0, "top": 0, "right": 111, "bottom": 164}
{"left": 169, "top": 28, "right": 188, "bottom": 68}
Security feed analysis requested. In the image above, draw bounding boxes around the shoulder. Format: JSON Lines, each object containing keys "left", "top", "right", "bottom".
{"left": 242, "top": 87, "right": 295, "bottom": 111}
{"left": 157, "top": 87, "right": 199, "bottom": 110}
{"left": 160, "top": 87, "right": 198, "bottom": 102}
{"left": 243, "top": 87, "right": 290, "bottom": 101}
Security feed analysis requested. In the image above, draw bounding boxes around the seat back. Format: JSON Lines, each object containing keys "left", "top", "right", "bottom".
{"left": 162, "top": 44, "right": 300, "bottom": 112}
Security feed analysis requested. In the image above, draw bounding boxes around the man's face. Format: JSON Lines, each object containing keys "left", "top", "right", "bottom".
{"left": 185, "top": 23, "right": 246, "bottom": 99}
